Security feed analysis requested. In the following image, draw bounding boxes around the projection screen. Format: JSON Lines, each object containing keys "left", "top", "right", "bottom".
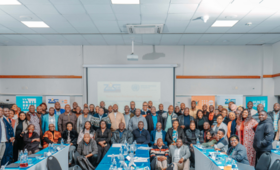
{"left": 85, "top": 65, "right": 176, "bottom": 111}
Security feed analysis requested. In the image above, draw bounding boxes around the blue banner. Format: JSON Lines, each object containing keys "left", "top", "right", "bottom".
{"left": 16, "top": 96, "right": 43, "bottom": 112}
{"left": 245, "top": 96, "right": 268, "bottom": 111}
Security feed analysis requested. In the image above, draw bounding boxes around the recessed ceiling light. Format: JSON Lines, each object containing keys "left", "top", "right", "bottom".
{"left": 0, "top": 0, "right": 21, "bottom": 5}
{"left": 111, "top": 0, "right": 139, "bottom": 4}
{"left": 21, "top": 21, "right": 49, "bottom": 28}
{"left": 211, "top": 20, "right": 239, "bottom": 27}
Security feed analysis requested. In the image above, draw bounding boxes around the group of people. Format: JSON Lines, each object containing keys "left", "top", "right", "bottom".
{"left": 0, "top": 100, "right": 278, "bottom": 170}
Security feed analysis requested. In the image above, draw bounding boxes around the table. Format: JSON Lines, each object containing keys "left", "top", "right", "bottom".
{"left": 96, "top": 144, "right": 151, "bottom": 170}
{"left": 6, "top": 144, "right": 70, "bottom": 170}
{"left": 194, "top": 146, "right": 254, "bottom": 170}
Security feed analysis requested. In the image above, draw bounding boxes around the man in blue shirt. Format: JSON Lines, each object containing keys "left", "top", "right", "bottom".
{"left": 146, "top": 106, "right": 163, "bottom": 133}
{"left": 54, "top": 102, "right": 65, "bottom": 116}
{"left": 150, "top": 122, "right": 167, "bottom": 146}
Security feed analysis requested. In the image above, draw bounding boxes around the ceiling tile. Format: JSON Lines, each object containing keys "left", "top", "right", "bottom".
{"left": 52, "top": 26, "right": 78, "bottom": 33}
{"left": 230, "top": 34, "right": 262, "bottom": 45}
{"left": 195, "top": 34, "right": 223, "bottom": 44}
{"left": 80, "top": 0, "right": 111, "bottom": 4}
{"left": 142, "top": 35, "right": 162, "bottom": 45}
{"left": 89, "top": 13, "right": 116, "bottom": 21}
{"left": 49, "top": 0, "right": 81, "bottom": 5}
{"left": 94, "top": 21, "right": 121, "bottom": 33}
{"left": 31, "top": 28, "right": 57, "bottom": 33}
{"left": 112, "top": 5, "right": 140, "bottom": 14}
{"left": 115, "top": 13, "right": 140, "bottom": 21}
{"left": 25, "top": 4, "right": 60, "bottom": 14}
{"left": 178, "top": 34, "right": 201, "bottom": 45}
{"left": 122, "top": 34, "right": 142, "bottom": 45}
{"left": 19, "top": 0, "right": 52, "bottom": 4}
{"left": 3, "top": 35, "right": 37, "bottom": 45}
{"left": 166, "top": 14, "right": 193, "bottom": 21}
{"left": 63, "top": 35, "right": 90, "bottom": 45}
{"left": 54, "top": 4, "right": 86, "bottom": 14}
{"left": 43, "top": 35, "right": 72, "bottom": 44}
{"left": 141, "top": 5, "right": 169, "bottom": 14}
{"left": 212, "top": 34, "right": 243, "bottom": 45}
{"left": 83, "top": 5, "right": 114, "bottom": 14}
{"left": 160, "top": 34, "right": 182, "bottom": 44}
{"left": 23, "top": 35, "right": 51, "bottom": 45}
{"left": 168, "top": 4, "right": 198, "bottom": 13}
{"left": 218, "top": 4, "right": 254, "bottom": 20}
{"left": 82, "top": 35, "right": 107, "bottom": 45}
{"left": 141, "top": 0, "right": 170, "bottom": 3}
{"left": 0, "top": 6, "right": 33, "bottom": 15}
{"left": 102, "top": 35, "right": 124, "bottom": 45}
{"left": 74, "top": 26, "right": 99, "bottom": 33}
{"left": 141, "top": 14, "right": 167, "bottom": 21}
{"left": 0, "top": 25, "right": 14, "bottom": 33}
{"left": 171, "top": 0, "right": 201, "bottom": 3}
{"left": 164, "top": 20, "right": 189, "bottom": 33}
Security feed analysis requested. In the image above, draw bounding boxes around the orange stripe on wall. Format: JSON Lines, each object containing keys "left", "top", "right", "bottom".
{"left": 176, "top": 75, "right": 261, "bottom": 79}
{"left": 263, "top": 73, "right": 280, "bottom": 78}
{"left": 0, "top": 75, "right": 82, "bottom": 79}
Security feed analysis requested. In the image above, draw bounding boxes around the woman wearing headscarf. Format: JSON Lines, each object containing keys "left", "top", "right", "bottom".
{"left": 236, "top": 109, "right": 258, "bottom": 166}
{"left": 13, "top": 112, "right": 29, "bottom": 161}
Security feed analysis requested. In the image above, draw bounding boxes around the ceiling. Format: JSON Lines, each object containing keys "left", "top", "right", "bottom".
{"left": 1, "top": 0, "right": 280, "bottom": 46}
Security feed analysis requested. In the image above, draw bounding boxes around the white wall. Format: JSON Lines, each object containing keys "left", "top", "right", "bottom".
{"left": 0, "top": 45, "right": 278, "bottom": 110}
{"left": 272, "top": 42, "right": 280, "bottom": 96}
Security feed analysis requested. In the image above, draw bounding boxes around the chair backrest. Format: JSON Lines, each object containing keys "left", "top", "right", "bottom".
{"left": 236, "top": 162, "right": 254, "bottom": 170}
{"left": 256, "top": 152, "right": 271, "bottom": 170}
{"left": 269, "top": 159, "right": 280, "bottom": 170}
{"left": 47, "top": 156, "right": 62, "bottom": 170}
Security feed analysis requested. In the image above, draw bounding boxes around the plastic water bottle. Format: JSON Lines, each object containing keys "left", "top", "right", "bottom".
{"left": 18, "top": 150, "right": 23, "bottom": 161}
{"left": 196, "top": 137, "right": 200, "bottom": 147}
{"left": 276, "top": 141, "right": 280, "bottom": 151}
{"left": 119, "top": 146, "right": 123, "bottom": 154}
{"left": 231, "top": 159, "right": 238, "bottom": 170}
{"left": 112, "top": 158, "right": 117, "bottom": 169}
{"left": 61, "top": 139, "right": 64, "bottom": 148}
{"left": 109, "top": 165, "right": 113, "bottom": 170}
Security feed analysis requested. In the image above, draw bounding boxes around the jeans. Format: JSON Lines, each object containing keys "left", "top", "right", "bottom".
{"left": 68, "top": 145, "right": 76, "bottom": 164}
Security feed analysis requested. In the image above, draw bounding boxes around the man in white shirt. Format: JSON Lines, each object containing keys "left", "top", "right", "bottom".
{"left": 0, "top": 107, "right": 7, "bottom": 164}
{"left": 247, "top": 101, "right": 257, "bottom": 116}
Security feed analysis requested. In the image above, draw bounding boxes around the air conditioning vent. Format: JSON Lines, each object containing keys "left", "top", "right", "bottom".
{"left": 126, "top": 24, "right": 164, "bottom": 34}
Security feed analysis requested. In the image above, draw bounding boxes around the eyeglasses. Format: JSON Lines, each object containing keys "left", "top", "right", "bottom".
{"left": 230, "top": 140, "right": 237, "bottom": 143}
{"left": 143, "top": 105, "right": 148, "bottom": 106}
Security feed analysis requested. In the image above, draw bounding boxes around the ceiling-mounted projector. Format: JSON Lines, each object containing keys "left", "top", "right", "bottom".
{"left": 127, "top": 40, "right": 138, "bottom": 61}
{"left": 126, "top": 24, "right": 164, "bottom": 34}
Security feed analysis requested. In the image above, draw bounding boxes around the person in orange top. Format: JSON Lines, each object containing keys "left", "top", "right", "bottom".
{"left": 227, "top": 112, "right": 237, "bottom": 138}
{"left": 43, "top": 124, "right": 62, "bottom": 149}
{"left": 75, "top": 106, "right": 82, "bottom": 118}
{"left": 208, "top": 105, "right": 215, "bottom": 126}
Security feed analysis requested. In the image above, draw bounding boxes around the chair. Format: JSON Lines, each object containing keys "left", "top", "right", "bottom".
{"left": 47, "top": 156, "right": 62, "bottom": 170}
{"left": 269, "top": 159, "right": 280, "bottom": 170}
{"left": 256, "top": 152, "right": 271, "bottom": 170}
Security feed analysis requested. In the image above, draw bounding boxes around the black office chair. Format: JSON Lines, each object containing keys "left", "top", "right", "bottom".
{"left": 269, "top": 159, "right": 280, "bottom": 170}
{"left": 46, "top": 156, "right": 62, "bottom": 170}
{"left": 256, "top": 152, "right": 271, "bottom": 170}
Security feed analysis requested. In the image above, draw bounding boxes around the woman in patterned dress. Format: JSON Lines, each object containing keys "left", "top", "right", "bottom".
{"left": 236, "top": 109, "right": 258, "bottom": 166}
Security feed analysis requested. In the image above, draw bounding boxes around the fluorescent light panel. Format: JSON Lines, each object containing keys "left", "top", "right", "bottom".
{"left": 0, "top": 0, "right": 21, "bottom": 5}
{"left": 211, "top": 20, "right": 239, "bottom": 27}
{"left": 111, "top": 0, "right": 139, "bottom": 4}
{"left": 21, "top": 21, "right": 49, "bottom": 28}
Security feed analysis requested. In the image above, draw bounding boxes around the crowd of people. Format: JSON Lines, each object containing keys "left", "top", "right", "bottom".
{"left": 0, "top": 100, "right": 278, "bottom": 170}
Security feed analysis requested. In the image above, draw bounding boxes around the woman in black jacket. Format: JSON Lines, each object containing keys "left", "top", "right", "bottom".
{"left": 61, "top": 122, "right": 78, "bottom": 165}
{"left": 195, "top": 110, "right": 208, "bottom": 131}
{"left": 165, "top": 120, "right": 185, "bottom": 146}
{"left": 95, "top": 120, "right": 111, "bottom": 164}
{"left": 185, "top": 121, "right": 203, "bottom": 168}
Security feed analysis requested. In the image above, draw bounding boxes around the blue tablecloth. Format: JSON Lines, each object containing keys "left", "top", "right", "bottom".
{"left": 96, "top": 144, "right": 150, "bottom": 170}
{"left": 6, "top": 144, "right": 69, "bottom": 170}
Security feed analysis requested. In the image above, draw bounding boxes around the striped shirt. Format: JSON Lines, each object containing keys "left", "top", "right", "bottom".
{"left": 150, "top": 145, "right": 169, "bottom": 160}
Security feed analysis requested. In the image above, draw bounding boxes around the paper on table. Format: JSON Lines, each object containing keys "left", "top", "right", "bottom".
{"left": 218, "top": 166, "right": 224, "bottom": 169}
{"left": 138, "top": 147, "right": 152, "bottom": 150}
{"left": 112, "top": 144, "right": 123, "bottom": 147}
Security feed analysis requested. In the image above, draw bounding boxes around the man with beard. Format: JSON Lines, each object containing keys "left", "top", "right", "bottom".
{"left": 58, "top": 104, "right": 77, "bottom": 133}
{"left": 71, "top": 102, "right": 78, "bottom": 114}
{"left": 54, "top": 102, "right": 65, "bottom": 116}
{"left": 130, "top": 101, "right": 136, "bottom": 114}
{"left": 202, "top": 104, "right": 209, "bottom": 120}
{"left": 180, "top": 103, "right": 185, "bottom": 115}
{"left": 26, "top": 105, "right": 42, "bottom": 137}
{"left": 89, "top": 104, "right": 95, "bottom": 116}
{"left": 150, "top": 122, "right": 167, "bottom": 146}
{"left": 189, "top": 101, "right": 198, "bottom": 119}
{"left": 218, "top": 105, "right": 223, "bottom": 114}
{"left": 108, "top": 104, "right": 125, "bottom": 132}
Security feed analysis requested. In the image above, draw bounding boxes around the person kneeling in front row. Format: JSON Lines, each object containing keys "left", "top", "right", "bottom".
{"left": 225, "top": 135, "right": 249, "bottom": 165}
{"left": 77, "top": 133, "right": 98, "bottom": 167}
{"left": 169, "top": 138, "right": 190, "bottom": 170}
{"left": 150, "top": 138, "right": 169, "bottom": 170}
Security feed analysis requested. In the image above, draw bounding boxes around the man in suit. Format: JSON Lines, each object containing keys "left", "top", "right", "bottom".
{"left": 150, "top": 122, "right": 167, "bottom": 146}
{"left": 0, "top": 107, "right": 15, "bottom": 165}
{"left": 42, "top": 107, "right": 59, "bottom": 135}
{"left": 108, "top": 104, "right": 126, "bottom": 132}
{"left": 54, "top": 102, "right": 65, "bottom": 116}
{"left": 169, "top": 138, "right": 191, "bottom": 170}
{"left": 146, "top": 106, "right": 163, "bottom": 133}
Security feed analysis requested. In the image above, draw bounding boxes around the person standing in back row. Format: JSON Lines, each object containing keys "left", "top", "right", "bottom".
{"left": 253, "top": 110, "right": 274, "bottom": 165}
{"left": 189, "top": 101, "right": 198, "bottom": 119}
{"left": 162, "top": 105, "right": 178, "bottom": 132}
{"left": 58, "top": 104, "right": 77, "bottom": 133}
{"left": 108, "top": 104, "right": 125, "bottom": 132}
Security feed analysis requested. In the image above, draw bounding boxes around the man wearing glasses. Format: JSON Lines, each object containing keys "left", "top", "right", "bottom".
{"left": 141, "top": 101, "right": 151, "bottom": 118}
